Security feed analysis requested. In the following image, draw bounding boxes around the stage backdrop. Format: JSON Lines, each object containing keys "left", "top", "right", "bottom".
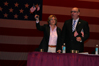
{"left": 0, "top": 0, "right": 99, "bottom": 66}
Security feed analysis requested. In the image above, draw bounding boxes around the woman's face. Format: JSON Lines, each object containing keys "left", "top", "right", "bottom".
{"left": 50, "top": 17, "right": 56, "bottom": 25}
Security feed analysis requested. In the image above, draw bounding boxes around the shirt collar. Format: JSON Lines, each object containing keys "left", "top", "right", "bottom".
{"left": 49, "top": 25, "right": 57, "bottom": 30}
{"left": 73, "top": 18, "right": 79, "bottom": 23}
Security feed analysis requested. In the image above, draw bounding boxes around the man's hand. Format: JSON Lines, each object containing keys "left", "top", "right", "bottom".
{"left": 74, "top": 31, "right": 84, "bottom": 37}
{"left": 74, "top": 31, "right": 78, "bottom": 37}
{"left": 81, "top": 31, "right": 84, "bottom": 37}
{"left": 76, "top": 37, "right": 82, "bottom": 42}
{"left": 57, "top": 50, "right": 61, "bottom": 53}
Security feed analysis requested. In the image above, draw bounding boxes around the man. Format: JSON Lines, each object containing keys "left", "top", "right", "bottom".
{"left": 58, "top": 7, "right": 89, "bottom": 53}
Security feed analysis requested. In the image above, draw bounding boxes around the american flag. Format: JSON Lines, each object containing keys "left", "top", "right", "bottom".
{"left": 30, "top": 5, "right": 36, "bottom": 14}
{"left": 0, "top": 0, "right": 99, "bottom": 66}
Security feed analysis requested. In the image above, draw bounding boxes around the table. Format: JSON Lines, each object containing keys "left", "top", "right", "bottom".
{"left": 27, "top": 52, "right": 99, "bottom": 66}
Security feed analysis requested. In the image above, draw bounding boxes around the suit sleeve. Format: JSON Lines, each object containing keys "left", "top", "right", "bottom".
{"left": 56, "top": 28, "right": 62, "bottom": 51}
{"left": 59, "top": 22, "right": 67, "bottom": 49}
{"left": 82, "top": 22, "right": 90, "bottom": 42}
{"left": 36, "top": 22, "right": 45, "bottom": 31}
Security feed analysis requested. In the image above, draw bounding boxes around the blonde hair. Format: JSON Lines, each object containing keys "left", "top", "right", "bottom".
{"left": 47, "top": 15, "right": 57, "bottom": 25}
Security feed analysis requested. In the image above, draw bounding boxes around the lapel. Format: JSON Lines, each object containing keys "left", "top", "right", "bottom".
{"left": 76, "top": 19, "right": 82, "bottom": 30}
{"left": 48, "top": 25, "right": 59, "bottom": 36}
{"left": 70, "top": 19, "right": 72, "bottom": 33}
{"left": 47, "top": 25, "right": 50, "bottom": 37}
{"left": 56, "top": 27, "right": 59, "bottom": 36}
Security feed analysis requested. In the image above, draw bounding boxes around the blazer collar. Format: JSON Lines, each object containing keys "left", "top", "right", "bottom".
{"left": 71, "top": 18, "right": 82, "bottom": 31}
{"left": 76, "top": 19, "right": 82, "bottom": 32}
{"left": 76, "top": 19, "right": 82, "bottom": 27}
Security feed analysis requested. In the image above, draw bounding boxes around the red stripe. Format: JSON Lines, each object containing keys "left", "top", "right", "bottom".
{"left": 0, "top": 60, "right": 27, "bottom": 66}
{"left": 43, "top": 0, "right": 99, "bottom": 9}
{"left": 0, "top": 27, "right": 44, "bottom": 37}
{"left": 0, "top": 44, "right": 39, "bottom": 52}
{"left": 84, "top": 47, "right": 95, "bottom": 54}
{"left": 0, "top": 43, "right": 96, "bottom": 53}
{"left": 89, "top": 32, "right": 99, "bottom": 40}
{"left": 0, "top": 27, "right": 99, "bottom": 40}
{"left": 0, "top": 43, "right": 96, "bottom": 55}
{"left": 42, "top": 14, "right": 99, "bottom": 25}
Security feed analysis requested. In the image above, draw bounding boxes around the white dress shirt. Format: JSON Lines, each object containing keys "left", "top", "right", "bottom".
{"left": 72, "top": 18, "right": 79, "bottom": 31}
{"left": 48, "top": 25, "right": 57, "bottom": 46}
{"left": 48, "top": 25, "right": 57, "bottom": 53}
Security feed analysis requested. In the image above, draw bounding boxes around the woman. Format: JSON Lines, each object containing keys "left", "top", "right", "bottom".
{"left": 35, "top": 15, "right": 61, "bottom": 53}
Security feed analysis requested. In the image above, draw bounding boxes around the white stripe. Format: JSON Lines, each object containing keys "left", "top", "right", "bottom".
{"left": 0, "top": 19, "right": 62, "bottom": 29}
{"left": 89, "top": 24, "right": 99, "bottom": 33}
{"left": 78, "top": 0, "right": 99, "bottom": 2}
{"left": 0, "top": 35, "right": 98, "bottom": 47}
{"left": 0, "top": 19, "right": 99, "bottom": 33}
{"left": 0, "top": 52, "right": 28, "bottom": 60}
{"left": 1, "top": 50, "right": 99, "bottom": 60}
{"left": 43, "top": 5, "right": 99, "bottom": 18}
{"left": 84, "top": 39, "right": 99, "bottom": 47}
{"left": 0, "top": 35, "right": 42, "bottom": 45}
{"left": 0, "top": 19, "right": 37, "bottom": 29}
{"left": 43, "top": 5, "right": 71, "bottom": 16}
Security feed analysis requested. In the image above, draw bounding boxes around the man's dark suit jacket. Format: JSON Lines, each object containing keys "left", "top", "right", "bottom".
{"left": 60, "top": 19, "right": 89, "bottom": 53}
{"left": 35, "top": 22, "right": 61, "bottom": 52}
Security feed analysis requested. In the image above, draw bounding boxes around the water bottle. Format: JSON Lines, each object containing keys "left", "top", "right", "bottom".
{"left": 95, "top": 44, "right": 98, "bottom": 55}
{"left": 62, "top": 43, "right": 66, "bottom": 53}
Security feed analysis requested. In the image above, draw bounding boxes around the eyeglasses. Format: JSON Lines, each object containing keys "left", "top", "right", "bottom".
{"left": 50, "top": 19, "right": 56, "bottom": 20}
{"left": 71, "top": 11, "right": 78, "bottom": 13}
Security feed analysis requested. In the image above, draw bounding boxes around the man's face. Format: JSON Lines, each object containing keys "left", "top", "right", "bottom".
{"left": 71, "top": 8, "right": 80, "bottom": 19}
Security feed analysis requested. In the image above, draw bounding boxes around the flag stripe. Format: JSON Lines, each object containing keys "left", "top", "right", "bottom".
{"left": 0, "top": 27, "right": 44, "bottom": 37}
{"left": 0, "top": 35, "right": 99, "bottom": 47}
{"left": 84, "top": 47, "right": 95, "bottom": 53}
{"left": 0, "top": 52, "right": 28, "bottom": 60}
{"left": 1, "top": 16, "right": 99, "bottom": 29}
{"left": 84, "top": 39, "right": 99, "bottom": 47}
{"left": 0, "top": 27, "right": 99, "bottom": 40}
{"left": 1, "top": 18, "right": 99, "bottom": 30}
{"left": 0, "top": 43, "right": 96, "bottom": 52}
{"left": 43, "top": 0, "right": 99, "bottom": 9}
{"left": 1, "top": 18, "right": 99, "bottom": 32}
{"left": 0, "top": 35, "right": 42, "bottom": 45}
{"left": 0, "top": 44, "right": 38, "bottom": 52}
{"left": 0, "top": 47, "right": 96, "bottom": 61}
{"left": 43, "top": 5, "right": 99, "bottom": 18}
{"left": 78, "top": 0, "right": 99, "bottom": 2}
{"left": 42, "top": 14, "right": 99, "bottom": 25}
{"left": 0, "top": 19, "right": 47, "bottom": 29}
{"left": 0, "top": 60, "right": 27, "bottom": 66}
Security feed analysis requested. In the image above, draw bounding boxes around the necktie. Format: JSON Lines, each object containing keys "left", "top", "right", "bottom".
{"left": 72, "top": 20, "right": 76, "bottom": 32}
